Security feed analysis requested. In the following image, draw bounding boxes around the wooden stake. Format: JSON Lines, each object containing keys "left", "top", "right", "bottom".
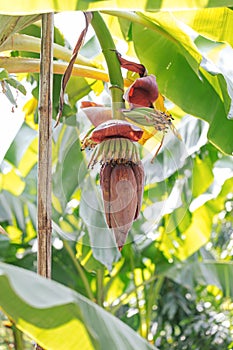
{"left": 36, "top": 12, "right": 53, "bottom": 350}
{"left": 37, "top": 13, "right": 54, "bottom": 280}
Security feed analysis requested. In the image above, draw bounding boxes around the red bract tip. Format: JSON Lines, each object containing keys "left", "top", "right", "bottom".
{"left": 124, "top": 74, "right": 159, "bottom": 108}
{"left": 100, "top": 161, "right": 144, "bottom": 250}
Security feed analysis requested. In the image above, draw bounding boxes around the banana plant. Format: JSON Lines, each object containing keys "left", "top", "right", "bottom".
{"left": 0, "top": 2, "right": 233, "bottom": 350}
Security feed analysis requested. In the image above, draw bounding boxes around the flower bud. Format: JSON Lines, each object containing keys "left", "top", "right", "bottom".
{"left": 124, "top": 74, "right": 158, "bottom": 108}
{"left": 82, "top": 120, "right": 145, "bottom": 250}
{"left": 100, "top": 161, "right": 144, "bottom": 250}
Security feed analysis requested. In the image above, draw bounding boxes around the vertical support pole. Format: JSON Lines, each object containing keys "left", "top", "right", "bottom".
{"left": 37, "top": 13, "right": 54, "bottom": 279}
{"left": 36, "top": 13, "right": 53, "bottom": 350}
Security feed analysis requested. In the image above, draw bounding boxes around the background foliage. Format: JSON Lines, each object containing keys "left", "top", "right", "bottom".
{"left": 0, "top": 1, "right": 233, "bottom": 349}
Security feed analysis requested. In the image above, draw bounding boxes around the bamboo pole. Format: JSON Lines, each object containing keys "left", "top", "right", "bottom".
{"left": 37, "top": 13, "right": 53, "bottom": 283}
{"left": 36, "top": 12, "right": 54, "bottom": 350}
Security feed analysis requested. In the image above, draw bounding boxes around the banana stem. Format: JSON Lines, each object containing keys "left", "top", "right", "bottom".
{"left": 63, "top": 240, "right": 95, "bottom": 301}
{"left": 91, "top": 12, "right": 125, "bottom": 119}
{"left": 12, "top": 324, "right": 24, "bottom": 350}
{"left": 96, "top": 268, "right": 105, "bottom": 306}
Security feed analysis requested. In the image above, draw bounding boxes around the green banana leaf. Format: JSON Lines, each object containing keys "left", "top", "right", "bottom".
{"left": 0, "top": 262, "right": 157, "bottom": 350}
{"left": 0, "top": 0, "right": 233, "bottom": 15}
{"left": 100, "top": 10, "right": 233, "bottom": 154}
{"left": 0, "top": 14, "right": 41, "bottom": 45}
{"left": 130, "top": 14, "right": 233, "bottom": 155}
{"left": 173, "top": 7, "right": 233, "bottom": 46}
{"left": 165, "top": 259, "right": 233, "bottom": 298}
{"left": 79, "top": 173, "right": 121, "bottom": 270}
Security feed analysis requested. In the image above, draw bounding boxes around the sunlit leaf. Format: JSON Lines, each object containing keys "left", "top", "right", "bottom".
{"left": 160, "top": 205, "right": 213, "bottom": 260}
{"left": 105, "top": 273, "right": 126, "bottom": 305}
{"left": 0, "top": 262, "right": 157, "bottom": 350}
{"left": 173, "top": 7, "right": 233, "bottom": 46}
{"left": 132, "top": 16, "right": 233, "bottom": 155}
{"left": 142, "top": 116, "right": 206, "bottom": 184}
{"left": 206, "top": 176, "right": 233, "bottom": 214}
{"left": 6, "top": 77, "right": 27, "bottom": 95}
{"left": 139, "top": 11, "right": 202, "bottom": 75}
{"left": 18, "top": 137, "right": 38, "bottom": 177}
{"left": 0, "top": 14, "right": 41, "bottom": 44}
{"left": 165, "top": 207, "right": 192, "bottom": 234}
{"left": 0, "top": 0, "right": 233, "bottom": 15}
{"left": 52, "top": 124, "right": 87, "bottom": 211}
{"left": 23, "top": 97, "right": 38, "bottom": 130}
{"left": 86, "top": 77, "right": 104, "bottom": 96}
{"left": 80, "top": 33, "right": 102, "bottom": 60}
{"left": 1, "top": 168, "right": 25, "bottom": 195}
{"left": 79, "top": 174, "right": 121, "bottom": 270}
{"left": 1, "top": 81, "right": 17, "bottom": 105}
{"left": 0, "top": 67, "right": 8, "bottom": 79}
{"left": 66, "top": 76, "right": 92, "bottom": 107}
{"left": 192, "top": 154, "right": 214, "bottom": 197}
{"left": 76, "top": 238, "right": 104, "bottom": 273}
{"left": 5, "top": 123, "right": 37, "bottom": 167}
{"left": 0, "top": 6, "right": 232, "bottom": 346}
{"left": 5, "top": 225, "right": 22, "bottom": 243}
{"left": 165, "top": 259, "right": 233, "bottom": 298}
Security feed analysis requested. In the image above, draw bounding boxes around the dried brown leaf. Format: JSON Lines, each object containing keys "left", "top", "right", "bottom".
{"left": 55, "top": 12, "right": 93, "bottom": 127}
{"left": 116, "top": 52, "right": 146, "bottom": 77}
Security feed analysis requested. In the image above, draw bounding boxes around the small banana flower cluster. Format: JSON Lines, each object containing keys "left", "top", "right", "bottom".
{"left": 81, "top": 53, "right": 181, "bottom": 250}
{"left": 81, "top": 120, "right": 144, "bottom": 250}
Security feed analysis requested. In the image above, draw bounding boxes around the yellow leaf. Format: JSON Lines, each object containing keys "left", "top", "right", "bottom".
{"left": 173, "top": 8, "right": 233, "bottom": 47}
{"left": 85, "top": 78, "right": 104, "bottom": 96}
{"left": 25, "top": 219, "right": 36, "bottom": 241}
{"left": 192, "top": 155, "right": 214, "bottom": 197}
{"left": 103, "top": 13, "right": 124, "bottom": 40}
{"left": 15, "top": 73, "right": 28, "bottom": 82}
{"left": 23, "top": 97, "right": 38, "bottom": 130}
{"left": 126, "top": 41, "right": 138, "bottom": 60}
{"left": 160, "top": 206, "right": 212, "bottom": 260}
{"left": 23, "top": 96, "right": 37, "bottom": 115}
{"left": 207, "top": 285, "right": 222, "bottom": 298}
{"left": 52, "top": 194, "right": 63, "bottom": 214}
{"left": 138, "top": 129, "right": 157, "bottom": 145}
{"left": 0, "top": 174, "right": 3, "bottom": 190}
{"left": 105, "top": 276, "right": 125, "bottom": 304}
{"left": 59, "top": 218, "right": 73, "bottom": 232}
{"left": 179, "top": 205, "right": 213, "bottom": 251}
{"left": 169, "top": 104, "right": 186, "bottom": 120}
{"left": 6, "top": 225, "right": 22, "bottom": 243}
{"left": 65, "top": 214, "right": 80, "bottom": 228}
{"left": 134, "top": 268, "right": 144, "bottom": 285}
{"left": 154, "top": 93, "right": 167, "bottom": 113}
{"left": 2, "top": 169, "right": 25, "bottom": 195}
{"left": 18, "top": 137, "right": 38, "bottom": 177}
